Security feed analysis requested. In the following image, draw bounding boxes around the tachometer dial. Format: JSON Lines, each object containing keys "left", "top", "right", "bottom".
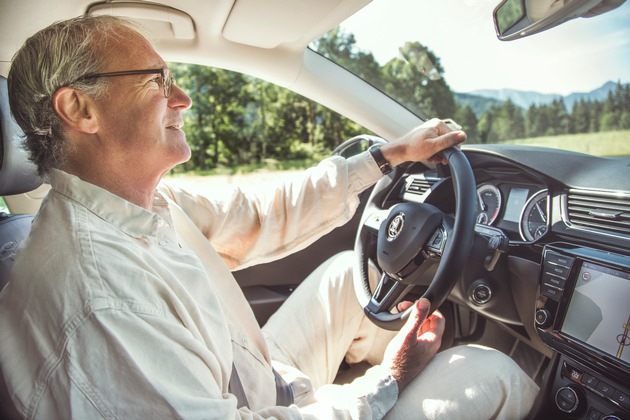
{"left": 519, "top": 189, "right": 548, "bottom": 241}
{"left": 476, "top": 184, "right": 502, "bottom": 225}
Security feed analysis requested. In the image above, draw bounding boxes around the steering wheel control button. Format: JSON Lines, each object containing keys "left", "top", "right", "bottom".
{"left": 427, "top": 228, "right": 446, "bottom": 255}
{"left": 555, "top": 386, "right": 580, "bottom": 414}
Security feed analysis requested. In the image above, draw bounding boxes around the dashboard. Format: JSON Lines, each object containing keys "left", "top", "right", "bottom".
{"left": 388, "top": 144, "right": 630, "bottom": 419}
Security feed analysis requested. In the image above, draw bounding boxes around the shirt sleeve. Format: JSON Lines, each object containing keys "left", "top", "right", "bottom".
{"left": 160, "top": 152, "right": 383, "bottom": 270}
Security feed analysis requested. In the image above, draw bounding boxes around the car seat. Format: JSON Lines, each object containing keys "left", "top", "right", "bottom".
{"left": 0, "top": 74, "right": 43, "bottom": 419}
{"left": 0, "top": 75, "right": 42, "bottom": 289}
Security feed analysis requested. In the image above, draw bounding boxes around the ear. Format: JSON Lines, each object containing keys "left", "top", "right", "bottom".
{"left": 52, "top": 87, "right": 99, "bottom": 134}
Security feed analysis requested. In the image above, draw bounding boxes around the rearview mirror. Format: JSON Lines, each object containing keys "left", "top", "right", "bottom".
{"left": 493, "top": 0, "right": 626, "bottom": 41}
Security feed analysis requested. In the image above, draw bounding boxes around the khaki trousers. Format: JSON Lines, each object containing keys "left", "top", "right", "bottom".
{"left": 262, "top": 251, "right": 539, "bottom": 419}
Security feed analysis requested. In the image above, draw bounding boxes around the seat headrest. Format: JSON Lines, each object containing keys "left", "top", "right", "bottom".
{"left": 0, "top": 75, "right": 43, "bottom": 196}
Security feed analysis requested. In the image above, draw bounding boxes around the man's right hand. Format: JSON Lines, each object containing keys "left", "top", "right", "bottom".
{"left": 381, "top": 298, "right": 445, "bottom": 393}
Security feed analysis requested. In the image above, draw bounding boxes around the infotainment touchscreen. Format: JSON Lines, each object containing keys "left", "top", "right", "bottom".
{"left": 561, "top": 261, "right": 630, "bottom": 367}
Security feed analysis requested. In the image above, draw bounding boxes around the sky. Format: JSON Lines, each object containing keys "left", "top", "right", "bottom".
{"left": 339, "top": 0, "right": 630, "bottom": 95}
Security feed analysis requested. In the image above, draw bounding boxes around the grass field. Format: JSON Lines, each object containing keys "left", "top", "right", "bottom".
{"left": 499, "top": 129, "right": 630, "bottom": 157}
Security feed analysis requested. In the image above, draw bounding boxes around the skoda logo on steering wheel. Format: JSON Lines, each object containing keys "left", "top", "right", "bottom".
{"left": 387, "top": 212, "right": 405, "bottom": 241}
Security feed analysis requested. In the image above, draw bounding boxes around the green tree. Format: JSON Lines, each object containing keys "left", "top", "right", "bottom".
{"left": 454, "top": 105, "right": 479, "bottom": 143}
{"left": 171, "top": 63, "right": 250, "bottom": 170}
{"left": 380, "top": 42, "right": 456, "bottom": 119}
{"left": 310, "top": 27, "right": 381, "bottom": 85}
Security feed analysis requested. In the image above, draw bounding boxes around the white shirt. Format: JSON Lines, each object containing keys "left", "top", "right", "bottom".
{"left": 0, "top": 152, "right": 398, "bottom": 419}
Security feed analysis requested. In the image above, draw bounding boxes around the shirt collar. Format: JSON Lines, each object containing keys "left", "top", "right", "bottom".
{"left": 48, "top": 169, "right": 171, "bottom": 239}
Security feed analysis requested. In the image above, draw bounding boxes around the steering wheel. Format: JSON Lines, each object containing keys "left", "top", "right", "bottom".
{"left": 353, "top": 141, "right": 476, "bottom": 330}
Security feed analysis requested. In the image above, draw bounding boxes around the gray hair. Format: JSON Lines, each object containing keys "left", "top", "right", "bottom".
{"left": 7, "top": 15, "right": 136, "bottom": 177}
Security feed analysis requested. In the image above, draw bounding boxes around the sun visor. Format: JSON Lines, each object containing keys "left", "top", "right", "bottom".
{"left": 222, "top": 0, "right": 369, "bottom": 49}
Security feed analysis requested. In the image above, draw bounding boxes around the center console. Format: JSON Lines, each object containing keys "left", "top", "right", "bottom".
{"left": 535, "top": 243, "right": 630, "bottom": 419}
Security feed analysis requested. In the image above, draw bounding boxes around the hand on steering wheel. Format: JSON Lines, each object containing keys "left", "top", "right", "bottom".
{"left": 354, "top": 145, "right": 476, "bottom": 330}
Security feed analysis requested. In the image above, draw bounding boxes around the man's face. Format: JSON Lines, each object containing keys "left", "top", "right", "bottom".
{"left": 90, "top": 28, "right": 192, "bottom": 178}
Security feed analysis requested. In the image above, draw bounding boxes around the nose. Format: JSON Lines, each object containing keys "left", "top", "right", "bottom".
{"left": 168, "top": 84, "right": 192, "bottom": 111}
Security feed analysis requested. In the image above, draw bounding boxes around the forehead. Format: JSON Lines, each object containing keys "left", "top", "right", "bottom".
{"left": 98, "top": 26, "right": 165, "bottom": 70}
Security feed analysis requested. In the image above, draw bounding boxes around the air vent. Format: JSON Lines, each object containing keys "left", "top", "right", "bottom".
{"left": 566, "top": 190, "right": 630, "bottom": 236}
{"left": 404, "top": 175, "right": 438, "bottom": 197}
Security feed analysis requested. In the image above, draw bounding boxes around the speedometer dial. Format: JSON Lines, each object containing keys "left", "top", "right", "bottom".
{"left": 519, "top": 189, "right": 548, "bottom": 241}
{"left": 476, "top": 184, "right": 502, "bottom": 225}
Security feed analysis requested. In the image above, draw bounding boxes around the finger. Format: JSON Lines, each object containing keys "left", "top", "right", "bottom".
{"left": 423, "top": 118, "right": 449, "bottom": 135}
{"left": 398, "top": 299, "right": 429, "bottom": 341}
{"left": 426, "top": 131, "right": 466, "bottom": 164}
{"left": 413, "top": 298, "right": 432, "bottom": 324}
{"left": 397, "top": 301, "right": 413, "bottom": 312}
{"left": 433, "top": 130, "right": 466, "bottom": 150}
{"left": 418, "top": 310, "right": 446, "bottom": 339}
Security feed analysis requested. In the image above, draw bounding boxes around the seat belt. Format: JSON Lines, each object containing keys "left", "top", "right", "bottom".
{"left": 273, "top": 368, "right": 294, "bottom": 406}
{"left": 229, "top": 363, "right": 250, "bottom": 409}
{"left": 166, "top": 196, "right": 294, "bottom": 408}
{"left": 228, "top": 364, "right": 294, "bottom": 408}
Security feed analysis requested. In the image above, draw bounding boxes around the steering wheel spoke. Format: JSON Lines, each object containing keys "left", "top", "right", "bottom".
{"left": 368, "top": 273, "right": 414, "bottom": 314}
{"left": 361, "top": 208, "right": 390, "bottom": 234}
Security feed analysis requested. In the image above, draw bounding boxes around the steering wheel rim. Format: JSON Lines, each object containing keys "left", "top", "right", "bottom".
{"left": 354, "top": 146, "right": 476, "bottom": 330}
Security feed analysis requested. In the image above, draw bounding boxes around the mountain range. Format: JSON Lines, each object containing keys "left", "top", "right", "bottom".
{"left": 455, "top": 81, "right": 621, "bottom": 117}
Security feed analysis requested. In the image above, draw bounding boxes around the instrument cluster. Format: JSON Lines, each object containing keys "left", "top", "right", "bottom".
{"left": 475, "top": 182, "right": 549, "bottom": 242}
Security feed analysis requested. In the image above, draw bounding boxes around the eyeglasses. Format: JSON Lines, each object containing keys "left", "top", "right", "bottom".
{"left": 73, "top": 68, "right": 174, "bottom": 98}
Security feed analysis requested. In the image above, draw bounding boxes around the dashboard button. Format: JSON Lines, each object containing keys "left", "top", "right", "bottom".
{"left": 556, "top": 386, "right": 580, "bottom": 413}
{"left": 472, "top": 284, "right": 492, "bottom": 304}
{"left": 542, "top": 273, "right": 565, "bottom": 289}
{"left": 587, "top": 408, "right": 603, "bottom": 420}
{"left": 541, "top": 284, "right": 562, "bottom": 300}
{"left": 535, "top": 309, "right": 552, "bottom": 328}
{"left": 612, "top": 390, "right": 630, "bottom": 409}
{"left": 544, "top": 261, "right": 571, "bottom": 279}
{"left": 582, "top": 373, "right": 599, "bottom": 389}
{"left": 545, "top": 252, "right": 574, "bottom": 268}
{"left": 596, "top": 381, "right": 616, "bottom": 398}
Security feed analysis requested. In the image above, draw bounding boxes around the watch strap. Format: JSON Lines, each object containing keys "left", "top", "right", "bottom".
{"left": 368, "top": 144, "right": 393, "bottom": 175}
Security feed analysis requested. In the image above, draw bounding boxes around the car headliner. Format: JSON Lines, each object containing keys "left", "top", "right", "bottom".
{"left": 0, "top": 0, "right": 422, "bottom": 140}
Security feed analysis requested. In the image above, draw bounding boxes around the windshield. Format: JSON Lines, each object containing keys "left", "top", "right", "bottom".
{"left": 311, "top": 0, "right": 630, "bottom": 156}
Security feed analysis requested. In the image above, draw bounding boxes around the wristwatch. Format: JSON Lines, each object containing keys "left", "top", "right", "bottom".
{"left": 368, "top": 144, "right": 393, "bottom": 175}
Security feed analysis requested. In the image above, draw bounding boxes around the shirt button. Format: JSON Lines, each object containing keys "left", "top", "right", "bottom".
{"left": 159, "top": 240, "right": 167, "bottom": 246}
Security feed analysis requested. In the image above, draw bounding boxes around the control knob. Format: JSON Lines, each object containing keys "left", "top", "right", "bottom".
{"left": 555, "top": 386, "right": 583, "bottom": 415}
{"left": 535, "top": 308, "right": 552, "bottom": 329}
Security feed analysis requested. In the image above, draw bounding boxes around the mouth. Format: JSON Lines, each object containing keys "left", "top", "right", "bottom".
{"left": 166, "top": 123, "right": 183, "bottom": 130}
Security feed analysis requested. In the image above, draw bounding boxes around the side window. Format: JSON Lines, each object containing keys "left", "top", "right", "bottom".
{"left": 168, "top": 63, "right": 372, "bottom": 175}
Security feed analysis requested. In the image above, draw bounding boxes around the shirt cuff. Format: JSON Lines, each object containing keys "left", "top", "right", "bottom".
{"left": 355, "top": 364, "right": 398, "bottom": 418}
{"left": 346, "top": 151, "right": 385, "bottom": 194}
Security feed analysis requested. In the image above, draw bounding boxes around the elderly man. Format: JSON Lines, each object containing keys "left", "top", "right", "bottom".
{"left": 0, "top": 15, "right": 537, "bottom": 419}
